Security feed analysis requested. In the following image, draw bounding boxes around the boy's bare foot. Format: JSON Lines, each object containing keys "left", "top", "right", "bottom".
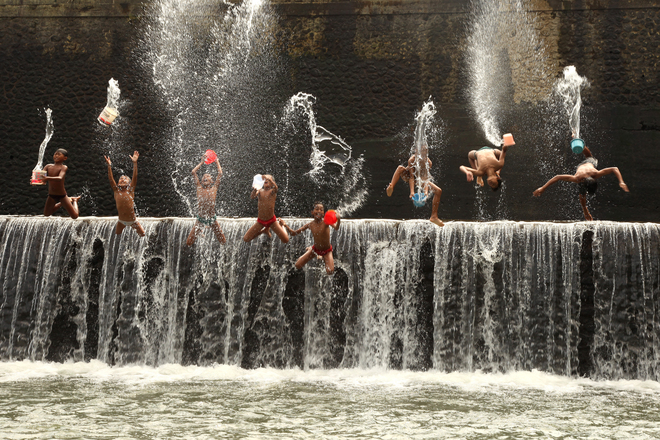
{"left": 386, "top": 183, "right": 394, "bottom": 197}
{"left": 70, "top": 196, "right": 81, "bottom": 203}
{"left": 476, "top": 176, "right": 484, "bottom": 187}
{"left": 430, "top": 216, "right": 444, "bottom": 227}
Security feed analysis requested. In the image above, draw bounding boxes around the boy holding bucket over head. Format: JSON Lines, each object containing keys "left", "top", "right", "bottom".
{"left": 281, "top": 202, "right": 340, "bottom": 275}
{"left": 42, "top": 148, "right": 81, "bottom": 219}
{"left": 533, "top": 145, "right": 629, "bottom": 220}
{"left": 243, "top": 174, "right": 289, "bottom": 243}
{"left": 104, "top": 151, "right": 145, "bottom": 237}
{"left": 187, "top": 153, "right": 226, "bottom": 246}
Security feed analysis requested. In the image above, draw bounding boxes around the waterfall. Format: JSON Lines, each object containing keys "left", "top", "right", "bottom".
{"left": 1, "top": 216, "right": 658, "bottom": 380}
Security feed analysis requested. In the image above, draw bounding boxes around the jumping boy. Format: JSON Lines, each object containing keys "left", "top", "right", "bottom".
{"left": 281, "top": 203, "right": 340, "bottom": 275}
{"left": 242, "top": 174, "right": 289, "bottom": 243}
{"left": 533, "top": 145, "right": 629, "bottom": 220}
{"left": 386, "top": 144, "right": 444, "bottom": 227}
{"left": 186, "top": 153, "right": 226, "bottom": 246}
{"left": 459, "top": 144, "right": 509, "bottom": 191}
{"left": 42, "top": 148, "right": 80, "bottom": 219}
{"left": 104, "top": 151, "right": 145, "bottom": 237}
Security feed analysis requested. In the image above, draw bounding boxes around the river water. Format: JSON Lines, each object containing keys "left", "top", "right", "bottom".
{"left": 2, "top": 361, "right": 659, "bottom": 439}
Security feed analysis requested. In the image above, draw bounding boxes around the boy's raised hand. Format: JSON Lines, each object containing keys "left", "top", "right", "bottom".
{"left": 104, "top": 156, "right": 112, "bottom": 166}
{"left": 130, "top": 151, "right": 139, "bottom": 163}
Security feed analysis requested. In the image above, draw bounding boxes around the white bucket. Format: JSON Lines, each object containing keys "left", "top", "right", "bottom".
{"left": 98, "top": 106, "right": 119, "bottom": 126}
{"left": 252, "top": 174, "right": 264, "bottom": 190}
{"left": 31, "top": 169, "right": 46, "bottom": 185}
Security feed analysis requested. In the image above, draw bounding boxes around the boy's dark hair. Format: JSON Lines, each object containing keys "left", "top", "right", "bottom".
{"left": 579, "top": 177, "right": 598, "bottom": 195}
{"left": 313, "top": 201, "right": 324, "bottom": 209}
{"left": 491, "top": 177, "right": 502, "bottom": 192}
{"left": 55, "top": 148, "right": 68, "bottom": 157}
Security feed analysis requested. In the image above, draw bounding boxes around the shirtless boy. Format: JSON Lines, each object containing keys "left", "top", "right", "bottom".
{"left": 42, "top": 148, "right": 80, "bottom": 219}
{"left": 459, "top": 144, "right": 509, "bottom": 191}
{"left": 242, "top": 174, "right": 289, "bottom": 243}
{"left": 533, "top": 145, "right": 629, "bottom": 220}
{"left": 186, "top": 154, "right": 226, "bottom": 246}
{"left": 104, "top": 151, "right": 145, "bottom": 237}
{"left": 281, "top": 202, "right": 340, "bottom": 275}
{"left": 387, "top": 144, "right": 444, "bottom": 227}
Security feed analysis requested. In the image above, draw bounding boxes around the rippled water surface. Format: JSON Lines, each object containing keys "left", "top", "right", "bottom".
{"left": 1, "top": 362, "right": 659, "bottom": 439}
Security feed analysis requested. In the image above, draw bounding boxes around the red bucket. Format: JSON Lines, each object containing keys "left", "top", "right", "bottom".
{"left": 204, "top": 149, "right": 217, "bottom": 164}
{"left": 324, "top": 210, "right": 337, "bottom": 225}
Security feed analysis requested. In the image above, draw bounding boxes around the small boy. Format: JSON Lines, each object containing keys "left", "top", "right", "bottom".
{"left": 533, "top": 145, "right": 629, "bottom": 220}
{"left": 187, "top": 154, "right": 226, "bottom": 246}
{"left": 104, "top": 151, "right": 145, "bottom": 237}
{"left": 242, "top": 174, "right": 289, "bottom": 243}
{"left": 43, "top": 148, "right": 80, "bottom": 219}
{"left": 281, "top": 202, "right": 340, "bottom": 275}
{"left": 459, "top": 144, "right": 509, "bottom": 191}
{"left": 386, "top": 144, "right": 444, "bottom": 227}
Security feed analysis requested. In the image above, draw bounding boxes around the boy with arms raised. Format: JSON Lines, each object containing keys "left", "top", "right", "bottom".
{"left": 243, "top": 174, "right": 289, "bottom": 243}
{"left": 187, "top": 153, "right": 226, "bottom": 246}
{"left": 281, "top": 202, "right": 340, "bottom": 275}
{"left": 104, "top": 151, "right": 145, "bottom": 237}
{"left": 42, "top": 148, "right": 80, "bottom": 219}
{"left": 533, "top": 145, "right": 629, "bottom": 220}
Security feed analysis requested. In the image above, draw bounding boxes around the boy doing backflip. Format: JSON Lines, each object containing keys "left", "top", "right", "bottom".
{"left": 187, "top": 154, "right": 226, "bottom": 246}
{"left": 281, "top": 202, "right": 340, "bottom": 275}
{"left": 243, "top": 174, "right": 289, "bottom": 243}
{"left": 533, "top": 145, "right": 629, "bottom": 220}
{"left": 386, "top": 143, "right": 444, "bottom": 227}
{"left": 459, "top": 144, "right": 509, "bottom": 191}
{"left": 43, "top": 148, "right": 80, "bottom": 219}
{"left": 104, "top": 151, "right": 145, "bottom": 237}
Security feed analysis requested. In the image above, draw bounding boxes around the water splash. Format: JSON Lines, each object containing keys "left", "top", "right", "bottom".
{"left": 279, "top": 92, "right": 368, "bottom": 216}
{"left": 139, "top": 0, "right": 280, "bottom": 216}
{"left": 555, "top": 66, "right": 590, "bottom": 139}
{"left": 33, "top": 108, "right": 53, "bottom": 172}
{"left": 466, "top": 0, "right": 551, "bottom": 145}
{"left": 411, "top": 99, "right": 437, "bottom": 197}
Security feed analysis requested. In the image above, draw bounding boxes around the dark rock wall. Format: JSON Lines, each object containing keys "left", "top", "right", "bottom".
{"left": 1, "top": 0, "right": 659, "bottom": 221}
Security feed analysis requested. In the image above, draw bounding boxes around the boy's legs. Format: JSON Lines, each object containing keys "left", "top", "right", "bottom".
{"left": 243, "top": 222, "right": 265, "bottom": 242}
{"left": 131, "top": 221, "right": 146, "bottom": 237}
{"left": 60, "top": 196, "right": 80, "bottom": 219}
{"left": 270, "top": 220, "right": 290, "bottom": 244}
{"left": 211, "top": 221, "right": 227, "bottom": 244}
{"left": 295, "top": 247, "right": 315, "bottom": 269}
{"left": 116, "top": 222, "right": 126, "bottom": 235}
{"left": 427, "top": 183, "right": 444, "bottom": 227}
{"left": 186, "top": 222, "right": 202, "bottom": 246}
{"left": 322, "top": 252, "right": 335, "bottom": 275}
{"left": 386, "top": 165, "right": 407, "bottom": 197}
{"left": 578, "top": 194, "right": 593, "bottom": 221}
{"left": 43, "top": 196, "right": 58, "bottom": 216}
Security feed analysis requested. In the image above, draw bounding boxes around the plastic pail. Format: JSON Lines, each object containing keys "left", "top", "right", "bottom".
{"left": 204, "top": 149, "right": 217, "bottom": 164}
{"left": 412, "top": 193, "right": 427, "bottom": 208}
{"left": 324, "top": 210, "right": 337, "bottom": 225}
{"left": 252, "top": 174, "right": 264, "bottom": 190}
{"left": 571, "top": 138, "right": 585, "bottom": 154}
{"left": 502, "top": 133, "right": 515, "bottom": 147}
{"left": 98, "top": 107, "right": 119, "bottom": 126}
{"left": 31, "top": 169, "right": 46, "bottom": 186}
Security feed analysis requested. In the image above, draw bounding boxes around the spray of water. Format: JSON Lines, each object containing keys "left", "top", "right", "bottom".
{"left": 34, "top": 108, "right": 54, "bottom": 172}
{"left": 139, "top": 0, "right": 280, "bottom": 216}
{"left": 555, "top": 66, "right": 590, "bottom": 139}
{"left": 412, "top": 99, "right": 437, "bottom": 197}
{"left": 466, "top": 0, "right": 552, "bottom": 145}
{"left": 105, "top": 79, "right": 121, "bottom": 111}
{"left": 279, "top": 92, "right": 368, "bottom": 216}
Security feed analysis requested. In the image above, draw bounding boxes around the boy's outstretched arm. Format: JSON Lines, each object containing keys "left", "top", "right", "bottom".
{"left": 104, "top": 156, "right": 117, "bottom": 189}
{"left": 214, "top": 158, "right": 223, "bottom": 188}
{"left": 595, "top": 167, "right": 629, "bottom": 191}
{"left": 191, "top": 155, "right": 204, "bottom": 186}
{"left": 459, "top": 165, "right": 481, "bottom": 182}
{"left": 533, "top": 174, "right": 578, "bottom": 196}
{"left": 130, "top": 151, "right": 139, "bottom": 189}
{"left": 497, "top": 144, "right": 508, "bottom": 168}
{"left": 582, "top": 146, "right": 593, "bottom": 158}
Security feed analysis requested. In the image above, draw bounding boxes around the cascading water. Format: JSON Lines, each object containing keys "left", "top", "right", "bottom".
{"left": 33, "top": 108, "right": 54, "bottom": 173}
{"left": 555, "top": 65, "right": 590, "bottom": 139}
{"left": 139, "top": 0, "right": 282, "bottom": 216}
{"left": 2, "top": 216, "right": 659, "bottom": 380}
{"left": 466, "top": 0, "right": 552, "bottom": 145}
{"left": 278, "top": 92, "right": 368, "bottom": 216}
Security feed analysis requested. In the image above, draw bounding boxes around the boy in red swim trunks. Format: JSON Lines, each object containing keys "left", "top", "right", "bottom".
{"left": 42, "top": 148, "right": 81, "bottom": 219}
{"left": 281, "top": 202, "right": 340, "bottom": 275}
{"left": 243, "top": 174, "right": 289, "bottom": 243}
